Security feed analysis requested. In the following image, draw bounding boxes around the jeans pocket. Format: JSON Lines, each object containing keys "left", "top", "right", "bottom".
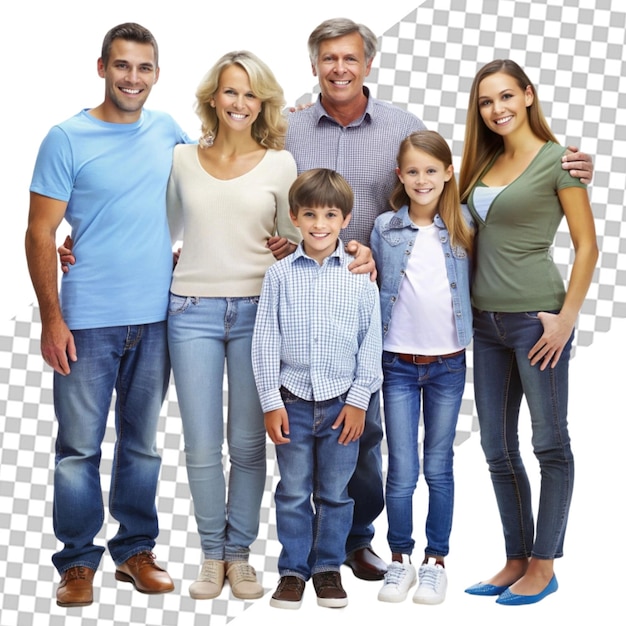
{"left": 444, "top": 352, "right": 466, "bottom": 373}
{"left": 168, "top": 293, "right": 194, "bottom": 315}
{"left": 382, "top": 350, "right": 398, "bottom": 367}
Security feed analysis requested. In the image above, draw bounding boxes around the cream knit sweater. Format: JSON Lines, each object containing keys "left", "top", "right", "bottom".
{"left": 167, "top": 144, "right": 301, "bottom": 297}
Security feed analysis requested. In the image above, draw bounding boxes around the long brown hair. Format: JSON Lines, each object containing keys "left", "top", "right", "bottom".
{"left": 459, "top": 59, "right": 558, "bottom": 202}
{"left": 391, "top": 130, "right": 473, "bottom": 254}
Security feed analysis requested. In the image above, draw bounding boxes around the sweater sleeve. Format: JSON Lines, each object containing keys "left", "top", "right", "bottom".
{"left": 274, "top": 151, "right": 302, "bottom": 244}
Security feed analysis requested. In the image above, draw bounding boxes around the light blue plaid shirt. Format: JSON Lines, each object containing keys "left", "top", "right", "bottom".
{"left": 285, "top": 88, "right": 426, "bottom": 245}
{"left": 252, "top": 241, "right": 383, "bottom": 413}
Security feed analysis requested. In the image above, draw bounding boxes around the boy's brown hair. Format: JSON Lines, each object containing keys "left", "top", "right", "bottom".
{"left": 289, "top": 168, "right": 353, "bottom": 218}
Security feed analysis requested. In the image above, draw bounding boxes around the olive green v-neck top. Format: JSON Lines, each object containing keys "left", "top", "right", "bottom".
{"left": 467, "top": 142, "right": 588, "bottom": 312}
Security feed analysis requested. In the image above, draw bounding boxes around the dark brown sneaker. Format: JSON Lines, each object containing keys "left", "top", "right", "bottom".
{"left": 270, "top": 575, "right": 306, "bottom": 609}
{"left": 312, "top": 570, "right": 348, "bottom": 608}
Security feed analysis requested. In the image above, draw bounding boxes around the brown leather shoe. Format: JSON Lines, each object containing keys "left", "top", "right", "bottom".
{"left": 56, "top": 566, "right": 95, "bottom": 607}
{"left": 115, "top": 551, "right": 174, "bottom": 594}
{"left": 344, "top": 547, "right": 387, "bottom": 580}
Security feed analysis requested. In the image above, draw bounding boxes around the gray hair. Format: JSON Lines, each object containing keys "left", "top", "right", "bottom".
{"left": 307, "top": 18, "right": 377, "bottom": 64}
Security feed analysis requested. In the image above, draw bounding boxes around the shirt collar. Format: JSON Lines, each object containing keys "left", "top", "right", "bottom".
{"left": 314, "top": 87, "right": 373, "bottom": 128}
{"left": 291, "top": 238, "right": 348, "bottom": 266}
{"left": 387, "top": 205, "right": 446, "bottom": 230}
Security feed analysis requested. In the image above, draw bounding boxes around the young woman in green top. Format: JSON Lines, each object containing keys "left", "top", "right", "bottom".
{"left": 459, "top": 59, "right": 598, "bottom": 606}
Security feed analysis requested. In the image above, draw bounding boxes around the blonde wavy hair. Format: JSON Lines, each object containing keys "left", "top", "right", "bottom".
{"left": 195, "top": 51, "right": 287, "bottom": 150}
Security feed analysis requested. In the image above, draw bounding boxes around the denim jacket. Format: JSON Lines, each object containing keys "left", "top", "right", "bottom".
{"left": 370, "top": 205, "right": 473, "bottom": 347}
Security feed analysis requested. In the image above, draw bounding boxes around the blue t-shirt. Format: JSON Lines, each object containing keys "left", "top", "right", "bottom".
{"left": 30, "top": 109, "right": 191, "bottom": 329}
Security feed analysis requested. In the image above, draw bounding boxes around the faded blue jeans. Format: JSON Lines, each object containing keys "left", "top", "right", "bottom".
{"left": 382, "top": 350, "right": 466, "bottom": 557}
{"left": 52, "top": 322, "right": 169, "bottom": 573}
{"left": 473, "top": 310, "right": 574, "bottom": 560}
{"left": 168, "top": 295, "right": 266, "bottom": 562}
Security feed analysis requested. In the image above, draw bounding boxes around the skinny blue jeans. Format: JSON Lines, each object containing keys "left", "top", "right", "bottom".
{"left": 382, "top": 350, "right": 465, "bottom": 557}
{"left": 168, "top": 295, "right": 266, "bottom": 562}
{"left": 473, "top": 310, "right": 574, "bottom": 560}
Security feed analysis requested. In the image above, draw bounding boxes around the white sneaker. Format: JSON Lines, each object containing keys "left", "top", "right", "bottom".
{"left": 377, "top": 562, "right": 417, "bottom": 603}
{"left": 413, "top": 563, "right": 447, "bottom": 604}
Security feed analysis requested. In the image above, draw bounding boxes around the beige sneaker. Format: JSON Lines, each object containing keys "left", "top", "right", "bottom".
{"left": 189, "top": 560, "right": 225, "bottom": 599}
{"left": 226, "top": 561, "right": 263, "bottom": 599}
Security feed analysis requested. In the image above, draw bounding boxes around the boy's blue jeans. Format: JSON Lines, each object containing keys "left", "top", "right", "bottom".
{"left": 274, "top": 388, "right": 359, "bottom": 580}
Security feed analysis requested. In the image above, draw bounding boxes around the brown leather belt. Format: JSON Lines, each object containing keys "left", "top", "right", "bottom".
{"left": 397, "top": 349, "right": 465, "bottom": 365}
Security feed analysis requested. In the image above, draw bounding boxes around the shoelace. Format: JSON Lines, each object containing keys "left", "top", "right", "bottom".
{"left": 64, "top": 566, "right": 90, "bottom": 580}
{"left": 199, "top": 561, "right": 222, "bottom": 582}
{"left": 419, "top": 565, "right": 443, "bottom": 589}
{"left": 228, "top": 562, "right": 257, "bottom": 583}
{"left": 132, "top": 551, "right": 157, "bottom": 570}
{"left": 278, "top": 577, "right": 304, "bottom": 593}
{"left": 314, "top": 572, "right": 341, "bottom": 591}
{"left": 384, "top": 563, "right": 408, "bottom": 586}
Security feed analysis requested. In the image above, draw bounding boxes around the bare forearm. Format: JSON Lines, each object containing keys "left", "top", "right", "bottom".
{"left": 559, "top": 242, "right": 599, "bottom": 326}
{"left": 25, "top": 228, "right": 63, "bottom": 323}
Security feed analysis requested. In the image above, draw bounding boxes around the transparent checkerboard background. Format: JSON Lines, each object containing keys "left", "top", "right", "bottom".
{"left": 1, "top": 1, "right": 624, "bottom": 624}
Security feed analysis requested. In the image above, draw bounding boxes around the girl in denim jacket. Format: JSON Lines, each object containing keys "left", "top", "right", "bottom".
{"left": 371, "top": 130, "right": 473, "bottom": 605}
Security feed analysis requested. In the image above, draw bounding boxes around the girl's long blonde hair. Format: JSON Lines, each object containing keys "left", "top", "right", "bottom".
{"left": 390, "top": 130, "right": 473, "bottom": 254}
{"left": 459, "top": 59, "right": 558, "bottom": 202}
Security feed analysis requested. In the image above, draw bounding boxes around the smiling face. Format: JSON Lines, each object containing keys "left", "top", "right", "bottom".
{"left": 290, "top": 205, "right": 351, "bottom": 264}
{"left": 396, "top": 146, "right": 453, "bottom": 222}
{"left": 97, "top": 39, "right": 159, "bottom": 122}
{"left": 312, "top": 32, "right": 373, "bottom": 111}
{"left": 210, "top": 64, "right": 262, "bottom": 135}
{"left": 477, "top": 71, "right": 534, "bottom": 137}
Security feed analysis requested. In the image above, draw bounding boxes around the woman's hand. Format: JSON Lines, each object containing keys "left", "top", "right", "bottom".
{"left": 528, "top": 312, "right": 575, "bottom": 370}
{"left": 58, "top": 235, "right": 75, "bottom": 274}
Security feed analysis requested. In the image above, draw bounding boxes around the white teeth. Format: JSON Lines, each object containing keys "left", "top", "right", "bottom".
{"left": 333, "top": 80, "right": 350, "bottom": 85}
{"left": 121, "top": 88, "right": 140, "bottom": 94}
{"left": 495, "top": 116, "right": 512, "bottom": 125}
{"left": 229, "top": 113, "right": 246, "bottom": 120}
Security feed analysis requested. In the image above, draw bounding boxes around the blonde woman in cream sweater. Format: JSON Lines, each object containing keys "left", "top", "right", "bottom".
{"left": 166, "top": 51, "right": 301, "bottom": 602}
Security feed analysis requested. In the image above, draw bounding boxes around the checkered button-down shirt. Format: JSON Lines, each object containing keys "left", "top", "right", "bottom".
{"left": 252, "top": 243, "right": 383, "bottom": 413}
{"left": 285, "top": 88, "right": 426, "bottom": 245}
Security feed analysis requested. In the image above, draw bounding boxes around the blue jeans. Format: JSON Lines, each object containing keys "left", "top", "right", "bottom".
{"left": 52, "top": 322, "right": 169, "bottom": 573}
{"left": 382, "top": 351, "right": 465, "bottom": 557}
{"left": 275, "top": 388, "right": 359, "bottom": 579}
{"left": 473, "top": 310, "right": 574, "bottom": 560}
{"left": 168, "top": 295, "right": 266, "bottom": 562}
{"left": 346, "top": 390, "right": 383, "bottom": 554}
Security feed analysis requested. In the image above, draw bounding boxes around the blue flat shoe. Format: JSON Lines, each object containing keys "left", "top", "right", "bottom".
{"left": 496, "top": 575, "right": 558, "bottom": 605}
{"left": 465, "top": 582, "right": 508, "bottom": 596}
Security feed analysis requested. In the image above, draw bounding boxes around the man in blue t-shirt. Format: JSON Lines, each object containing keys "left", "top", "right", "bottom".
{"left": 25, "top": 22, "right": 189, "bottom": 608}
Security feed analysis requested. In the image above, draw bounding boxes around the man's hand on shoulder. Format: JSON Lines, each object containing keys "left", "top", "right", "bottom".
{"left": 562, "top": 145, "right": 594, "bottom": 185}
{"left": 345, "top": 240, "right": 377, "bottom": 282}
